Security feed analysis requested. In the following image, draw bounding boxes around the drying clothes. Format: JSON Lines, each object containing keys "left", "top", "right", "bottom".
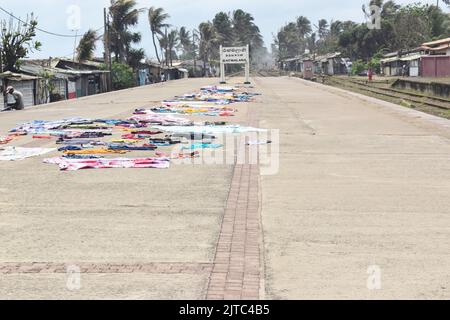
{"left": 156, "top": 151, "right": 200, "bottom": 159}
{"left": 108, "top": 144, "right": 157, "bottom": 151}
{"left": 43, "top": 157, "right": 170, "bottom": 171}
{"left": 58, "top": 146, "right": 83, "bottom": 152}
{"left": 63, "top": 149, "right": 127, "bottom": 155}
{"left": 10, "top": 118, "right": 93, "bottom": 134}
{"left": 151, "top": 125, "right": 268, "bottom": 135}
{"left": 0, "top": 136, "right": 13, "bottom": 145}
{"left": 171, "top": 133, "right": 216, "bottom": 141}
{"left": 121, "top": 133, "right": 145, "bottom": 140}
{"left": 62, "top": 132, "right": 112, "bottom": 139}
{"left": 182, "top": 143, "right": 223, "bottom": 150}
{"left": 128, "top": 130, "right": 162, "bottom": 135}
{"left": 64, "top": 124, "right": 111, "bottom": 130}
{"left": 149, "top": 138, "right": 182, "bottom": 145}
{"left": 111, "top": 139, "right": 142, "bottom": 144}
{"left": 56, "top": 139, "right": 105, "bottom": 146}
{"left": 129, "top": 113, "right": 193, "bottom": 126}
{"left": 0, "top": 147, "right": 56, "bottom": 161}
{"left": 62, "top": 154, "right": 102, "bottom": 159}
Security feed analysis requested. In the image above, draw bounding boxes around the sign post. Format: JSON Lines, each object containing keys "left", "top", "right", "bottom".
{"left": 220, "top": 45, "right": 251, "bottom": 84}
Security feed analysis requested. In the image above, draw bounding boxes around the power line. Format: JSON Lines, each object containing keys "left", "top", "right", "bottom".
{"left": 0, "top": 6, "right": 103, "bottom": 38}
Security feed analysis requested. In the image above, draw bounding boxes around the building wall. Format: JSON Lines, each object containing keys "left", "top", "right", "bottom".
{"left": 422, "top": 56, "right": 450, "bottom": 77}
{"left": 8, "top": 80, "right": 35, "bottom": 107}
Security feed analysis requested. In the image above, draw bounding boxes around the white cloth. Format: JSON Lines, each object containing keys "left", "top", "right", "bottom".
{"left": 0, "top": 147, "right": 56, "bottom": 161}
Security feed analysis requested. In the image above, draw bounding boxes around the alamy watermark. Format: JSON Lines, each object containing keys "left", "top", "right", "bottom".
{"left": 168, "top": 130, "right": 280, "bottom": 176}
{"left": 367, "top": 265, "right": 382, "bottom": 290}
{"left": 364, "top": 4, "right": 381, "bottom": 30}
{"left": 66, "top": 265, "right": 81, "bottom": 291}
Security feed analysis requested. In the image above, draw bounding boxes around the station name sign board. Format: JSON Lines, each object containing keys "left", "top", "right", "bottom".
{"left": 221, "top": 46, "right": 249, "bottom": 64}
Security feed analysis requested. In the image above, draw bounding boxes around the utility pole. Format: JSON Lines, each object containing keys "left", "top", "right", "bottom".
{"left": 192, "top": 30, "right": 197, "bottom": 78}
{"left": 104, "top": 8, "right": 112, "bottom": 91}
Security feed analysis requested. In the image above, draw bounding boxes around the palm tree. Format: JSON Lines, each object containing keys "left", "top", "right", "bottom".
{"left": 167, "top": 29, "right": 178, "bottom": 66}
{"left": 109, "top": 0, "right": 143, "bottom": 63}
{"left": 199, "top": 22, "right": 217, "bottom": 76}
{"left": 77, "top": 29, "right": 98, "bottom": 61}
{"left": 317, "top": 19, "right": 329, "bottom": 39}
{"left": 148, "top": 6, "right": 170, "bottom": 64}
{"left": 296, "top": 16, "right": 312, "bottom": 38}
{"left": 178, "top": 27, "right": 192, "bottom": 56}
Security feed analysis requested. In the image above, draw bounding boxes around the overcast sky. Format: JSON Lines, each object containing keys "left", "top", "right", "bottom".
{"left": 0, "top": 0, "right": 445, "bottom": 59}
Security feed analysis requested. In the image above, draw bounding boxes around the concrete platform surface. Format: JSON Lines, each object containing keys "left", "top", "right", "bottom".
{"left": 1, "top": 77, "right": 450, "bottom": 299}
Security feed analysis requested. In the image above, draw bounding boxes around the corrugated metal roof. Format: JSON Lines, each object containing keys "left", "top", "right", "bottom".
{"left": 0, "top": 71, "right": 39, "bottom": 80}
{"left": 422, "top": 37, "right": 450, "bottom": 47}
{"left": 400, "top": 54, "right": 422, "bottom": 61}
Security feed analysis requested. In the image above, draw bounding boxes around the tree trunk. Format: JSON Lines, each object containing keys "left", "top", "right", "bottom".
{"left": 152, "top": 33, "right": 161, "bottom": 63}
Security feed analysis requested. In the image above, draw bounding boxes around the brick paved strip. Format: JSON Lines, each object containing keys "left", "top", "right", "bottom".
{"left": 0, "top": 262, "right": 212, "bottom": 275}
{"left": 206, "top": 96, "right": 264, "bottom": 301}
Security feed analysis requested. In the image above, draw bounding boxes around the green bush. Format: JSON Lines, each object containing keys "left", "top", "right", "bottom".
{"left": 351, "top": 59, "right": 367, "bottom": 75}
{"left": 111, "top": 62, "right": 135, "bottom": 90}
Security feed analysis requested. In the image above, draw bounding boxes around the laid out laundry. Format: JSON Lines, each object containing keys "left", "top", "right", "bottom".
{"left": 0, "top": 147, "right": 56, "bottom": 161}
{"left": 0, "top": 136, "right": 13, "bottom": 144}
{"left": 43, "top": 157, "right": 170, "bottom": 171}
{"left": 58, "top": 146, "right": 83, "bottom": 152}
{"left": 5, "top": 84, "right": 262, "bottom": 172}
{"left": 155, "top": 151, "right": 200, "bottom": 159}
{"left": 246, "top": 140, "right": 273, "bottom": 146}
{"left": 151, "top": 125, "right": 268, "bottom": 135}
{"left": 10, "top": 118, "right": 93, "bottom": 134}
{"left": 182, "top": 143, "right": 223, "bottom": 150}
{"left": 63, "top": 149, "right": 127, "bottom": 155}
{"left": 111, "top": 139, "right": 142, "bottom": 144}
{"left": 129, "top": 113, "right": 192, "bottom": 126}
{"left": 149, "top": 138, "right": 182, "bottom": 145}
{"left": 62, "top": 132, "right": 112, "bottom": 139}
{"left": 127, "top": 130, "right": 163, "bottom": 135}
{"left": 56, "top": 139, "right": 106, "bottom": 146}
{"left": 62, "top": 154, "right": 102, "bottom": 159}
{"left": 171, "top": 133, "right": 217, "bottom": 141}
{"left": 108, "top": 143, "right": 158, "bottom": 151}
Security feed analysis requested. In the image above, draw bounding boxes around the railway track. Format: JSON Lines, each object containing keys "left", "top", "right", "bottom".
{"left": 324, "top": 76, "right": 450, "bottom": 111}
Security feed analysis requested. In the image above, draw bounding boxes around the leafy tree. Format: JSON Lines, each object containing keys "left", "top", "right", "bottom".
{"left": 77, "top": 29, "right": 98, "bottom": 62}
{"left": 127, "top": 48, "right": 145, "bottom": 69}
{"left": 0, "top": 14, "right": 41, "bottom": 72}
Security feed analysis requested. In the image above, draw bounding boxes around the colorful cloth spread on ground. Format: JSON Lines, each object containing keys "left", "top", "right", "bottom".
{"left": 150, "top": 125, "right": 268, "bottom": 135}
{"left": 181, "top": 143, "right": 224, "bottom": 150}
{"left": 0, "top": 147, "right": 56, "bottom": 161}
{"left": 43, "top": 157, "right": 170, "bottom": 171}
{"left": 0, "top": 136, "right": 13, "bottom": 145}
{"left": 3, "top": 84, "right": 263, "bottom": 170}
{"left": 128, "top": 113, "right": 193, "bottom": 126}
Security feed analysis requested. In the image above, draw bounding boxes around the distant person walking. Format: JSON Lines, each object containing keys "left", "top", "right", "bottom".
{"left": 402, "top": 64, "right": 408, "bottom": 77}
{"left": 3, "top": 86, "right": 25, "bottom": 111}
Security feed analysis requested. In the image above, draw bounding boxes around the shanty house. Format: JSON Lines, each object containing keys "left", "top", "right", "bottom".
{"left": 0, "top": 71, "right": 40, "bottom": 108}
